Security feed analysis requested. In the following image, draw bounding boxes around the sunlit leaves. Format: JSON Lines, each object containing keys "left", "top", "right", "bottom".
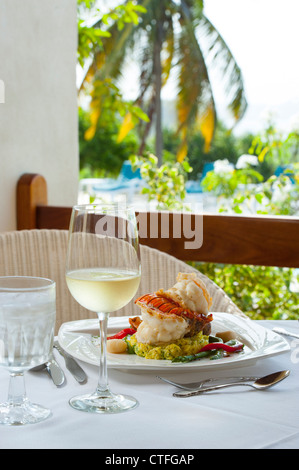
{"left": 113, "top": 1, "right": 147, "bottom": 29}
{"left": 78, "top": 1, "right": 247, "bottom": 162}
{"left": 161, "top": 25, "right": 175, "bottom": 87}
{"left": 117, "top": 112, "right": 136, "bottom": 143}
{"left": 117, "top": 107, "right": 150, "bottom": 142}
{"left": 77, "top": 0, "right": 95, "bottom": 7}
{"left": 249, "top": 118, "right": 299, "bottom": 170}
{"left": 84, "top": 78, "right": 149, "bottom": 141}
{"left": 177, "top": 140, "right": 189, "bottom": 163}
{"left": 176, "top": 16, "right": 217, "bottom": 159}
{"left": 198, "top": 15, "right": 247, "bottom": 125}
{"left": 193, "top": 262, "right": 299, "bottom": 320}
{"left": 199, "top": 105, "right": 216, "bottom": 153}
{"left": 130, "top": 153, "right": 192, "bottom": 211}
{"left": 201, "top": 123, "right": 299, "bottom": 216}
{"left": 78, "top": 21, "right": 111, "bottom": 67}
{"left": 78, "top": 2, "right": 149, "bottom": 142}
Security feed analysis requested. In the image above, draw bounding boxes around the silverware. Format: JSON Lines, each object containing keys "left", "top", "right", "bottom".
{"left": 157, "top": 375, "right": 258, "bottom": 391}
{"left": 69, "top": 328, "right": 99, "bottom": 336}
{"left": 272, "top": 327, "right": 299, "bottom": 340}
{"left": 53, "top": 340, "right": 87, "bottom": 384}
{"left": 31, "top": 358, "right": 65, "bottom": 387}
{"left": 173, "top": 370, "right": 290, "bottom": 397}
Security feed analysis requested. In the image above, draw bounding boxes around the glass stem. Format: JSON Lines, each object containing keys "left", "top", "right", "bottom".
{"left": 8, "top": 372, "right": 27, "bottom": 407}
{"left": 96, "top": 312, "right": 111, "bottom": 396}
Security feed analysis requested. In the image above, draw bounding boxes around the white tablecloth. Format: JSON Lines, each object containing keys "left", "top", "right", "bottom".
{"left": 0, "top": 320, "right": 299, "bottom": 450}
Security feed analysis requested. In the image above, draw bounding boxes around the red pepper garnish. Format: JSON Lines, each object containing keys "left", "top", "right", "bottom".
{"left": 107, "top": 328, "right": 136, "bottom": 340}
{"left": 199, "top": 342, "right": 244, "bottom": 353}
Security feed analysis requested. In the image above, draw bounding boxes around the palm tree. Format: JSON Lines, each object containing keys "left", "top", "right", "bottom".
{"left": 83, "top": 0, "right": 247, "bottom": 165}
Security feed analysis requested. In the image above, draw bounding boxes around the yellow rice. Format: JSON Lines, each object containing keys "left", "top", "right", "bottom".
{"left": 126, "top": 332, "right": 209, "bottom": 360}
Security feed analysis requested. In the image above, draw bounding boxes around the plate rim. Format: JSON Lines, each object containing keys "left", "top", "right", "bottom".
{"left": 57, "top": 313, "right": 290, "bottom": 371}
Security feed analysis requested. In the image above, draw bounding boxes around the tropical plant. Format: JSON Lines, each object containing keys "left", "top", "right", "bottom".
{"left": 77, "top": 0, "right": 150, "bottom": 151}
{"left": 80, "top": 0, "right": 247, "bottom": 164}
{"left": 201, "top": 119, "right": 299, "bottom": 216}
{"left": 249, "top": 113, "right": 299, "bottom": 173}
{"left": 130, "top": 153, "right": 192, "bottom": 210}
{"left": 160, "top": 123, "right": 255, "bottom": 180}
{"left": 191, "top": 262, "right": 299, "bottom": 320}
{"left": 196, "top": 122, "right": 299, "bottom": 320}
{"left": 79, "top": 107, "right": 139, "bottom": 177}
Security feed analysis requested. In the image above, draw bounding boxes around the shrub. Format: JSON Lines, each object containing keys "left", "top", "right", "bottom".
{"left": 79, "top": 108, "right": 139, "bottom": 177}
{"left": 191, "top": 262, "right": 299, "bottom": 320}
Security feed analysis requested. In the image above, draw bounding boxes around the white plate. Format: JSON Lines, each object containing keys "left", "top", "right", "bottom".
{"left": 57, "top": 313, "right": 290, "bottom": 372}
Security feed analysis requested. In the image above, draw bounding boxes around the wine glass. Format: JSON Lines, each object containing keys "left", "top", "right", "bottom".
{"left": 65, "top": 203, "right": 141, "bottom": 414}
{"left": 0, "top": 276, "right": 56, "bottom": 425}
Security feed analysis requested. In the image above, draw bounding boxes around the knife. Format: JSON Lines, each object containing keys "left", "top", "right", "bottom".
{"left": 30, "top": 357, "right": 65, "bottom": 387}
{"left": 53, "top": 340, "right": 87, "bottom": 384}
{"left": 272, "top": 327, "right": 299, "bottom": 340}
{"left": 45, "top": 357, "right": 65, "bottom": 387}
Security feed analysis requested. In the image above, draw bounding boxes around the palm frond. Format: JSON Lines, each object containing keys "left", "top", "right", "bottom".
{"left": 197, "top": 14, "right": 248, "bottom": 121}
{"left": 176, "top": 12, "right": 216, "bottom": 155}
{"left": 162, "top": 20, "right": 175, "bottom": 87}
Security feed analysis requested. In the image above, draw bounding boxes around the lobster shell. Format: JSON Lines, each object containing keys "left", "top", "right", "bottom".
{"left": 135, "top": 293, "right": 213, "bottom": 336}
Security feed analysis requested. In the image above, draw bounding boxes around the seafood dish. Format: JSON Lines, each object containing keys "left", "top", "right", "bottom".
{"left": 107, "top": 272, "right": 215, "bottom": 360}
{"left": 106, "top": 272, "right": 244, "bottom": 362}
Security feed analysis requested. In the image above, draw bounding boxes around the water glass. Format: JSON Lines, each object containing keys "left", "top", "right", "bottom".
{"left": 0, "top": 276, "right": 56, "bottom": 425}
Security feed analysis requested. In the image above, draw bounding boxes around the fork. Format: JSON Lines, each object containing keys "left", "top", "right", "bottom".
{"left": 156, "top": 375, "right": 258, "bottom": 391}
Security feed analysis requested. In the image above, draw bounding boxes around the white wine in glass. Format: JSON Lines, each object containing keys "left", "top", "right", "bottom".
{"left": 66, "top": 268, "right": 141, "bottom": 314}
{"left": 65, "top": 204, "right": 141, "bottom": 414}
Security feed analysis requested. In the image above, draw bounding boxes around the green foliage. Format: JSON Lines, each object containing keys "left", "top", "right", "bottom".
{"left": 201, "top": 153, "right": 299, "bottom": 216}
{"left": 79, "top": 108, "right": 138, "bottom": 177}
{"left": 188, "top": 133, "right": 238, "bottom": 180}
{"left": 161, "top": 124, "right": 255, "bottom": 180}
{"left": 130, "top": 153, "right": 192, "bottom": 211}
{"left": 190, "top": 262, "right": 299, "bottom": 320}
{"left": 196, "top": 120, "right": 299, "bottom": 320}
{"left": 252, "top": 171, "right": 299, "bottom": 216}
{"left": 249, "top": 115, "right": 299, "bottom": 169}
{"left": 77, "top": 1, "right": 149, "bottom": 141}
{"left": 201, "top": 164, "right": 263, "bottom": 200}
{"left": 80, "top": 0, "right": 247, "bottom": 161}
{"left": 108, "top": 1, "right": 147, "bottom": 30}
{"left": 77, "top": 0, "right": 95, "bottom": 8}
{"left": 78, "top": 20, "right": 110, "bottom": 68}
{"left": 77, "top": 1, "right": 146, "bottom": 67}
{"left": 76, "top": 3, "right": 298, "bottom": 321}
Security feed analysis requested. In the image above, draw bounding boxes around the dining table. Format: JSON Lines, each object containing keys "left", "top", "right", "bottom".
{"left": 0, "top": 319, "right": 299, "bottom": 451}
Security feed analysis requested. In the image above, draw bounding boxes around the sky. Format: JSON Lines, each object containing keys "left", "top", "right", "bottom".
{"left": 83, "top": 0, "right": 299, "bottom": 136}
{"left": 201, "top": 0, "right": 299, "bottom": 135}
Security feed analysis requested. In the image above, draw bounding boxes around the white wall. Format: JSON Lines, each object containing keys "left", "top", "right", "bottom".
{"left": 0, "top": 0, "right": 78, "bottom": 231}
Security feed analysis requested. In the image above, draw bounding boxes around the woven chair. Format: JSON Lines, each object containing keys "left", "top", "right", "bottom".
{"left": 0, "top": 230, "right": 245, "bottom": 333}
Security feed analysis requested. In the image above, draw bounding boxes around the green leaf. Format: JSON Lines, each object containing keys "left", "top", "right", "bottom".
{"left": 233, "top": 205, "right": 243, "bottom": 214}
{"left": 131, "top": 106, "right": 150, "bottom": 122}
{"left": 255, "top": 193, "right": 264, "bottom": 204}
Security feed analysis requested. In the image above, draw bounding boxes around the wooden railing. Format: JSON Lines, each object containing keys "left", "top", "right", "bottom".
{"left": 16, "top": 173, "right": 299, "bottom": 268}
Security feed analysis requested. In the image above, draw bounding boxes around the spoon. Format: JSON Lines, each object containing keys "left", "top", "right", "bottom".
{"left": 173, "top": 370, "right": 290, "bottom": 397}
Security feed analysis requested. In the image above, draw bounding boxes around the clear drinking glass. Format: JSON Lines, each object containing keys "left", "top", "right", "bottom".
{"left": 0, "top": 276, "right": 56, "bottom": 425}
{"left": 65, "top": 204, "right": 141, "bottom": 414}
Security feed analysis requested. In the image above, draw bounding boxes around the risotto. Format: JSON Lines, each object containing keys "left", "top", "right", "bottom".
{"left": 125, "top": 331, "right": 209, "bottom": 360}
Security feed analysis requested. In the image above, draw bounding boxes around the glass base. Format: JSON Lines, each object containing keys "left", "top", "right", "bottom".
{"left": 69, "top": 390, "right": 139, "bottom": 414}
{"left": 0, "top": 400, "right": 52, "bottom": 426}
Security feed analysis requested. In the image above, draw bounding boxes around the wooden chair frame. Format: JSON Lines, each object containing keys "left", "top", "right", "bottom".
{"left": 16, "top": 173, "right": 299, "bottom": 268}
